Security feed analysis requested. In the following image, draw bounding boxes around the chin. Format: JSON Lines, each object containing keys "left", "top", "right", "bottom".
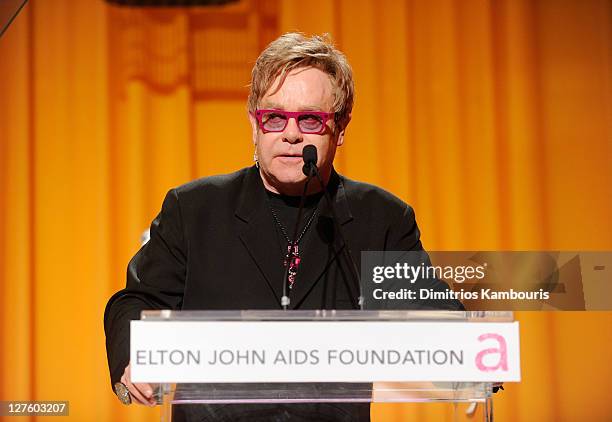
{"left": 269, "top": 166, "right": 306, "bottom": 187}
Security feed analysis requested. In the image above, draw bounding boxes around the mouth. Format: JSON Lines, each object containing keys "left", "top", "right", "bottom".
{"left": 277, "top": 154, "right": 303, "bottom": 160}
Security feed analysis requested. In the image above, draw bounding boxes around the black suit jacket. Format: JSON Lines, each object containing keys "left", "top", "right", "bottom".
{"left": 104, "top": 166, "right": 461, "bottom": 420}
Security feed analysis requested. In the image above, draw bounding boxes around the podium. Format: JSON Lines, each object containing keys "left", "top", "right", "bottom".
{"left": 131, "top": 310, "right": 519, "bottom": 421}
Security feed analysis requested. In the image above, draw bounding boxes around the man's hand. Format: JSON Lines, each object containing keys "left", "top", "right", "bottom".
{"left": 120, "top": 363, "right": 156, "bottom": 406}
{"left": 492, "top": 382, "right": 504, "bottom": 393}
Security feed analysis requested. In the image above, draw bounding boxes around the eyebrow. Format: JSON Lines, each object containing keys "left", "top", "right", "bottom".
{"left": 260, "top": 103, "right": 326, "bottom": 112}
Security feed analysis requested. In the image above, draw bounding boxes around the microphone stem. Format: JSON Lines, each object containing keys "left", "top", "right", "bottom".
{"left": 310, "top": 165, "right": 363, "bottom": 310}
{"left": 281, "top": 171, "right": 313, "bottom": 310}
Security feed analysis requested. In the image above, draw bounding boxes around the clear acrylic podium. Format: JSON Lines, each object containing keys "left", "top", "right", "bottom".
{"left": 139, "top": 310, "right": 513, "bottom": 421}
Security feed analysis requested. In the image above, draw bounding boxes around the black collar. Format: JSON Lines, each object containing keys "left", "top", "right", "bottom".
{"left": 235, "top": 165, "right": 353, "bottom": 226}
{"left": 234, "top": 165, "right": 356, "bottom": 309}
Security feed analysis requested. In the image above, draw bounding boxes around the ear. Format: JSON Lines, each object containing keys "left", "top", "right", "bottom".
{"left": 335, "top": 113, "right": 351, "bottom": 147}
{"left": 247, "top": 111, "right": 258, "bottom": 145}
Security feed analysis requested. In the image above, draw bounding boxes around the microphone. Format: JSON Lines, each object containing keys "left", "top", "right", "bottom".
{"left": 280, "top": 145, "right": 316, "bottom": 310}
{"left": 302, "top": 145, "right": 317, "bottom": 177}
{"left": 304, "top": 146, "right": 363, "bottom": 310}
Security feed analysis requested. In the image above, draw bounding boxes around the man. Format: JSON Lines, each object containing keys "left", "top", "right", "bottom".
{"left": 105, "top": 32, "right": 461, "bottom": 421}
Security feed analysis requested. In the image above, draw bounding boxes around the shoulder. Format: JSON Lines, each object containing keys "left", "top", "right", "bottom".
{"left": 338, "top": 174, "right": 421, "bottom": 246}
{"left": 162, "top": 167, "right": 253, "bottom": 217}
{"left": 174, "top": 167, "right": 249, "bottom": 196}
{"left": 170, "top": 167, "right": 251, "bottom": 203}
{"left": 337, "top": 173, "right": 417, "bottom": 228}
{"left": 340, "top": 174, "right": 411, "bottom": 213}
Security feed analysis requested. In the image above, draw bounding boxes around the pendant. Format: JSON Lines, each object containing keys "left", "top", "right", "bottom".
{"left": 284, "top": 243, "right": 301, "bottom": 289}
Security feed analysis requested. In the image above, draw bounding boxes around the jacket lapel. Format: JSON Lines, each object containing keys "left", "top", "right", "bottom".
{"left": 289, "top": 172, "right": 356, "bottom": 309}
{"left": 234, "top": 167, "right": 356, "bottom": 310}
{"left": 235, "top": 167, "right": 285, "bottom": 307}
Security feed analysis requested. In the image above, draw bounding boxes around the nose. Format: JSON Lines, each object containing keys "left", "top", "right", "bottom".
{"left": 282, "top": 117, "right": 303, "bottom": 144}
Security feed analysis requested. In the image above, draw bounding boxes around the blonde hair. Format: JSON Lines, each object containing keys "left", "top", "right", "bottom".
{"left": 248, "top": 32, "right": 354, "bottom": 130}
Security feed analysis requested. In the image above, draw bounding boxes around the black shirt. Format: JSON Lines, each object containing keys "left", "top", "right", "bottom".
{"left": 266, "top": 189, "right": 323, "bottom": 271}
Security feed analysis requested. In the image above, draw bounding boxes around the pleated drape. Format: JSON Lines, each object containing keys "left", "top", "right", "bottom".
{"left": 1, "top": 0, "right": 610, "bottom": 420}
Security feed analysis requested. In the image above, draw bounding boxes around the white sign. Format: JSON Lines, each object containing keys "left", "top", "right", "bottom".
{"left": 131, "top": 321, "right": 520, "bottom": 383}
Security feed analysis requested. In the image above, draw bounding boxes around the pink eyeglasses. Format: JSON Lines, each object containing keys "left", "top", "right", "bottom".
{"left": 254, "top": 109, "right": 335, "bottom": 135}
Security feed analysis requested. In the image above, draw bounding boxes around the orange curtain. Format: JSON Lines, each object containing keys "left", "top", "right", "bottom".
{"left": 0, "top": 0, "right": 610, "bottom": 421}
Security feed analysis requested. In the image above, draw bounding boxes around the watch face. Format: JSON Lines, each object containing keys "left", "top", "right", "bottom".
{"left": 114, "top": 382, "right": 132, "bottom": 405}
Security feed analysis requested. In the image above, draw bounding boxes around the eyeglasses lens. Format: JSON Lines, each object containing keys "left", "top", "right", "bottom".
{"left": 261, "top": 112, "right": 324, "bottom": 134}
{"left": 298, "top": 114, "right": 324, "bottom": 133}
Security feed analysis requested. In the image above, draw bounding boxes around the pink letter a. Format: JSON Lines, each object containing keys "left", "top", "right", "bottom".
{"left": 475, "top": 333, "right": 508, "bottom": 372}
